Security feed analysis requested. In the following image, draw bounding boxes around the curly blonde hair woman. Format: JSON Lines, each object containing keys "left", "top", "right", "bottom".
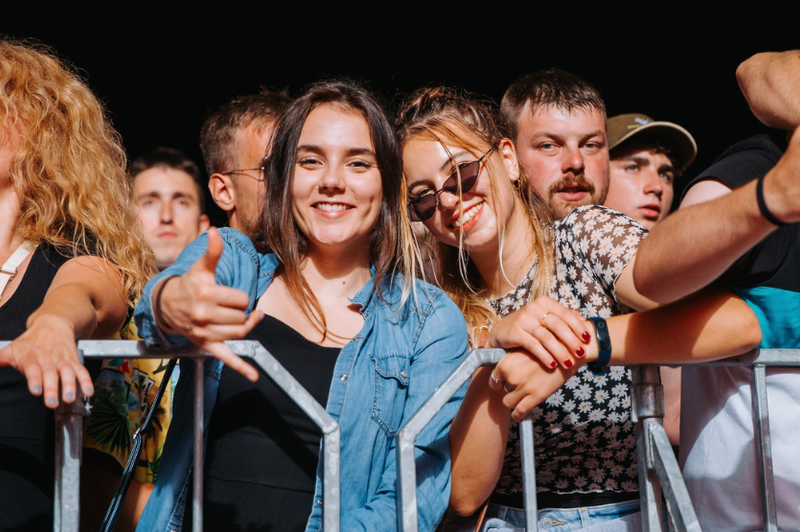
{"left": 0, "top": 39, "right": 150, "bottom": 529}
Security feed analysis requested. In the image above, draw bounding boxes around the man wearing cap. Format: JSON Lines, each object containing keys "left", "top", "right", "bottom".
{"left": 604, "top": 114, "right": 697, "bottom": 229}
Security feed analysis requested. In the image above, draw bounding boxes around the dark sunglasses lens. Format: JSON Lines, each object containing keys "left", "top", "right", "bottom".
{"left": 444, "top": 161, "right": 480, "bottom": 194}
{"left": 410, "top": 195, "right": 436, "bottom": 221}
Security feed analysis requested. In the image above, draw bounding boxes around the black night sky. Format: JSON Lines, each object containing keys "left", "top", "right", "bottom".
{"left": 4, "top": 5, "right": 799, "bottom": 224}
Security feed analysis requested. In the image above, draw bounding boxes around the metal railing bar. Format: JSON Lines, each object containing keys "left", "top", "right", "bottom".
{"left": 752, "top": 364, "right": 778, "bottom": 532}
{"left": 645, "top": 420, "right": 701, "bottom": 532}
{"left": 192, "top": 358, "right": 204, "bottom": 532}
{"left": 632, "top": 365, "right": 667, "bottom": 532}
{"left": 518, "top": 416, "right": 537, "bottom": 530}
{"left": 395, "top": 348, "right": 508, "bottom": 532}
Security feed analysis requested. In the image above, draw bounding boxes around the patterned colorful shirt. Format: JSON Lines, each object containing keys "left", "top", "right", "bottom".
{"left": 83, "top": 318, "right": 176, "bottom": 484}
{"left": 491, "top": 206, "right": 647, "bottom": 496}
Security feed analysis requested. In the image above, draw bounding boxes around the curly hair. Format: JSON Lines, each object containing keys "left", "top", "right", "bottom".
{"left": 0, "top": 39, "right": 151, "bottom": 304}
{"left": 397, "top": 86, "right": 555, "bottom": 344}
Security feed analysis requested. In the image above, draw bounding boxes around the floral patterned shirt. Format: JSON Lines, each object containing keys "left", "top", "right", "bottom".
{"left": 491, "top": 206, "right": 647, "bottom": 496}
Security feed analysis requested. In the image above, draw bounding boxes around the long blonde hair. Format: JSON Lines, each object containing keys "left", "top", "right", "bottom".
{"left": 0, "top": 39, "right": 151, "bottom": 304}
{"left": 397, "top": 87, "right": 555, "bottom": 343}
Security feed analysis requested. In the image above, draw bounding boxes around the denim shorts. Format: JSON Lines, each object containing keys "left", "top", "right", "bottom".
{"left": 480, "top": 499, "right": 642, "bottom": 532}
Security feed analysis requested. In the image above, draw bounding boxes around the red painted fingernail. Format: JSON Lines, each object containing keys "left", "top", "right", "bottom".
{"left": 582, "top": 331, "right": 591, "bottom": 342}
{"left": 550, "top": 361, "right": 558, "bottom": 369}
{"left": 576, "top": 347, "right": 585, "bottom": 357}
{"left": 564, "top": 359, "right": 574, "bottom": 369}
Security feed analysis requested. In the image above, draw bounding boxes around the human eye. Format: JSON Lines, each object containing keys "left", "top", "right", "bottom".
{"left": 625, "top": 163, "right": 639, "bottom": 173}
{"left": 410, "top": 186, "right": 433, "bottom": 200}
{"left": 296, "top": 155, "right": 322, "bottom": 168}
{"left": 660, "top": 170, "right": 675, "bottom": 184}
{"left": 348, "top": 159, "right": 376, "bottom": 171}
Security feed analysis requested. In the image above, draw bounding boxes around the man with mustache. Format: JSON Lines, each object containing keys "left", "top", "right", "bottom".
{"left": 501, "top": 69, "right": 609, "bottom": 219}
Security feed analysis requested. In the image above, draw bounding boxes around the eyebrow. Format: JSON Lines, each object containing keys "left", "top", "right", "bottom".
{"left": 296, "top": 144, "right": 377, "bottom": 158}
{"left": 439, "top": 150, "right": 471, "bottom": 173}
{"left": 137, "top": 190, "right": 197, "bottom": 201}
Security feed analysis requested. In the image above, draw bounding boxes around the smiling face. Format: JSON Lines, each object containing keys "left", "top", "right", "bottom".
{"left": 605, "top": 147, "right": 675, "bottom": 229}
{"left": 514, "top": 104, "right": 609, "bottom": 219}
{"left": 291, "top": 103, "right": 382, "bottom": 258}
{"left": 403, "top": 135, "right": 522, "bottom": 256}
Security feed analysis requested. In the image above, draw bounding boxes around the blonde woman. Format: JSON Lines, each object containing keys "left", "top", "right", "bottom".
{"left": 397, "top": 87, "right": 760, "bottom": 531}
{"left": 0, "top": 40, "right": 150, "bottom": 528}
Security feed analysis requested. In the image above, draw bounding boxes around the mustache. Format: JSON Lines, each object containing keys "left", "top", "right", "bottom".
{"left": 547, "top": 173, "right": 595, "bottom": 197}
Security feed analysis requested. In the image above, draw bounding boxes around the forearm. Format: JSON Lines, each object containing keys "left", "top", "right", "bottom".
{"left": 737, "top": 50, "right": 800, "bottom": 130}
{"left": 598, "top": 285, "right": 761, "bottom": 365}
{"left": 633, "top": 180, "right": 775, "bottom": 302}
{"left": 448, "top": 367, "right": 509, "bottom": 515}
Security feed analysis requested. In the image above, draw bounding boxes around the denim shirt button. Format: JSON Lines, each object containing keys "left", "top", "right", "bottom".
{"left": 540, "top": 517, "right": 553, "bottom": 529}
{"left": 401, "top": 370, "right": 408, "bottom": 379}
{"left": 316, "top": 499, "right": 323, "bottom": 506}
{"left": 340, "top": 374, "right": 348, "bottom": 381}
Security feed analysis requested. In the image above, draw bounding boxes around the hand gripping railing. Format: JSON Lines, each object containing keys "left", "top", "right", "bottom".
{"left": 15, "top": 339, "right": 340, "bottom": 532}
{"left": 396, "top": 348, "right": 540, "bottom": 532}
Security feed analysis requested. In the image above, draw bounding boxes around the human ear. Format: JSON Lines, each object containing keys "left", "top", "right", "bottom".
{"left": 208, "top": 173, "right": 236, "bottom": 213}
{"left": 498, "top": 138, "right": 520, "bottom": 182}
{"left": 198, "top": 214, "right": 211, "bottom": 232}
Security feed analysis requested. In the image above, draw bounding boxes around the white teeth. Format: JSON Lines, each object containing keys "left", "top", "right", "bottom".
{"left": 316, "top": 203, "right": 349, "bottom": 212}
{"left": 453, "top": 203, "right": 481, "bottom": 228}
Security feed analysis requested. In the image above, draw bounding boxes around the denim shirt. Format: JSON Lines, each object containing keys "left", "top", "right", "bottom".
{"left": 134, "top": 228, "right": 469, "bottom": 532}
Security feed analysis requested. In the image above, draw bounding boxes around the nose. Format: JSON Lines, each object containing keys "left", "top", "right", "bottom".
{"left": 643, "top": 170, "right": 664, "bottom": 199}
{"left": 561, "top": 145, "right": 585, "bottom": 175}
{"left": 160, "top": 201, "right": 174, "bottom": 224}
{"left": 437, "top": 188, "right": 460, "bottom": 212}
{"left": 319, "top": 164, "right": 346, "bottom": 192}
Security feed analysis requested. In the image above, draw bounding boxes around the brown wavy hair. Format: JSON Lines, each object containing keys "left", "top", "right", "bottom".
{"left": 254, "top": 80, "right": 417, "bottom": 341}
{"left": 397, "top": 86, "right": 554, "bottom": 344}
{"left": 0, "top": 39, "right": 151, "bottom": 304}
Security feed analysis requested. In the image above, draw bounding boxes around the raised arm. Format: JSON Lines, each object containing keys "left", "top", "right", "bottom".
{"left": 0, "top": 255, "right": 127, "bottom": 407}
{"left": 634, "top": 128, "right": 800, "bottom": 303}
{"left": 737, "top": 50, "right": 800, "bottom": 131}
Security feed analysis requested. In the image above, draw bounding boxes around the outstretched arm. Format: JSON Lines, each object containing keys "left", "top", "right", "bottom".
{"left": 634, "top": 127, "right": 800, "bottom": 303}
{"left": 0, "top": 255, "right": 127, "bottom": 407}
{"left": 737, "top": 50, "right": 800, "bottom": 131}
{"left": 140, "top": 227, "right": 262, "bottom": 381}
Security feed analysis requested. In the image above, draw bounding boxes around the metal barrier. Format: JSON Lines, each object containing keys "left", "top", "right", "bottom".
{"left": 7, "top": 340, "right": 341, "bottom": 532}
{"left": 395, "top": 348, "right": 798, "bottom": 532}
{"left": 4, "top": 339, "right": 794, "bottom": 531}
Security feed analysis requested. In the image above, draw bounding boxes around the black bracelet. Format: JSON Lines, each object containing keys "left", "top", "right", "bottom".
{"left": 756, "top": 173, "right": 787, "bottom": 227}
{"left": 153, "top": 276, "right": 179, "bottom": 330}
{"left": 588, "top": 317, "right": 611, "bottom": 375}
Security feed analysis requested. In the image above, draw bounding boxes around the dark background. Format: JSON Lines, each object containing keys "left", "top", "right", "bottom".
{"left": 4, "top": 5, "right": 799, "bottom": 225}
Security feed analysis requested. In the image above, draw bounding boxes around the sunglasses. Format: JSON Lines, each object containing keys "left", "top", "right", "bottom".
{"left": 408, "top": 144, "right": 497, "bottom": 221}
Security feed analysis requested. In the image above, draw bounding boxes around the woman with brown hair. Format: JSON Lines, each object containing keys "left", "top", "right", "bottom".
{"left": 0, "top": 39, "right": 150, "bottom": 529}
{"left": 134, "top": 80, "right": 468, "bottom": 532}
{"left": 397, "top": 87, "right": 761, "bottom": 531}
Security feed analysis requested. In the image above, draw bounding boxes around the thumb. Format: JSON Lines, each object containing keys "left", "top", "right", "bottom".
{"left": 196, "top": 227, "right": 223, "bottom": 276}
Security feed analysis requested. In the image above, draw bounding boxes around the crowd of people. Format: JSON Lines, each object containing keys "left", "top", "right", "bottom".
{"left": 0, "top": 38, "right": 798, "bottom": 532}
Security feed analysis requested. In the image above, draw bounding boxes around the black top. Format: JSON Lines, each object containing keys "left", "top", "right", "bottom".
{"left": 0, "top": 245, "right": 70, "bottom": 531}
{"left": 685, "top": 132, "right": 800, "bottom": 291}
{"left": 201, "top": 314, "right": 340, "bottom": 531}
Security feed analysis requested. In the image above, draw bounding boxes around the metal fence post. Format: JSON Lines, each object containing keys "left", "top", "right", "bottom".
{"left": 395, "top": 349, "right": 541, "bottom": 532}
{"left": 752, "top": 363, "right": 778, "bottom": 532}
{"left": 632, "top": 365, "right": 701, "bottom": 532}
